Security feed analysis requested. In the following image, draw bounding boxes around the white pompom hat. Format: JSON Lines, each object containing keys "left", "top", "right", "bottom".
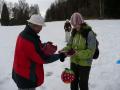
{"left": 27, "top": 14, "right": 46, "bottom": 26}
{"left": 70, "top": 12, "right": 84, "bottom": 26}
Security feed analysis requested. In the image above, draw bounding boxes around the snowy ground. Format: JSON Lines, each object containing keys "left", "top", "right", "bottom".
{"left": 0, "top": 20, "right": 120, "bottom": 90}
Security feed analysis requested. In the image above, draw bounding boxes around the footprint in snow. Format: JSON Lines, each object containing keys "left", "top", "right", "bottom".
{"left": 45, "top": 72, "right": 53, "bottom": 77}
{"left": 0, "top": 74, "right": 11, "bottom": 84}
{"left": 90, "top": 83, "right": 96, "bottom": 88}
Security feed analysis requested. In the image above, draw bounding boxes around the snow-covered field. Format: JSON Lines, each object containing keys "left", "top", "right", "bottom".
{"left": 0, "top": 20, "right": 120, "bottom": 90}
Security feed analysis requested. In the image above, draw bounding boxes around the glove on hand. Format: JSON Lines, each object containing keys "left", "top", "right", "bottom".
{"left": 58, "top": 49, "right": 75, "bottom": 56}
{"left": 42, "top": 42, "right": 57, "bottom": 56}
{"left": 66, "top": 49, "right": 75, "bottom": 56}
{"left": 59, "top": 53, "right": 67, "bottom": 62}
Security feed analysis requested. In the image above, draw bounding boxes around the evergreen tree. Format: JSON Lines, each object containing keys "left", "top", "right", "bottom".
{"left": 105, "top": 0, "right": 120, "bottom": 18}
{"left": 45, "top": 0, "right": 120, "bottom": 21}
{"left": 1, "top": 3, "right": 9, "bottom": 25}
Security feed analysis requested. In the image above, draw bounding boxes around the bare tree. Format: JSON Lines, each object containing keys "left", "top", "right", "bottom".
{"left": 29, "top": 4, "right": 40, "bottom": 16}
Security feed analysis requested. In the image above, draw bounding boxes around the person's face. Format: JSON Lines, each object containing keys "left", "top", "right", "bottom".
{"left": 32, "top": 24, "right": 43, "bottom": 33}
{"left": 73, "top": 25, "right": 81, "bottom": 31}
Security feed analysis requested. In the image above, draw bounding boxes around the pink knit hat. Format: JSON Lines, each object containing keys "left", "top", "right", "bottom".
{"left": 70, "top": 12, "right": 84, "bottom": 26}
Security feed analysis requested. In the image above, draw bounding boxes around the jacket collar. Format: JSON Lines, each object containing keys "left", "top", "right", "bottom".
{"left": 24, "top": 25, "right": 40, "bottom": 39}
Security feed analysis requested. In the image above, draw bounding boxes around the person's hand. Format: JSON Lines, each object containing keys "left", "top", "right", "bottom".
{"left": 58, "top": 50, "right": 65, "bottom": 53}
{"left": 66, "top": 49, "right": 75, "bottom": 56}
{"left": 59, "top": 52, "right": 67, "bottom": 62}
{"left": 58, "top": 49, "right": 75, "bottom": 57}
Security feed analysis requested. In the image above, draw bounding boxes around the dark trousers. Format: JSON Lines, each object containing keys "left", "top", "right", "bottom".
{"left": 70, "top": 63, "right": 91, "bottom": 90}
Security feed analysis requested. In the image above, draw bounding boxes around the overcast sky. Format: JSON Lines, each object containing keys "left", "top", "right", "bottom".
{"left": 5, "top": 0, "right": 55, "bottom": 17}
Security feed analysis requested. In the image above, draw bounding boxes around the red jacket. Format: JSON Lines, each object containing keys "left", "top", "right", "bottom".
{"left": 12, "top": 25, "right": 62, "bottom": 89}
{"left": 13, "top": 35, "right": 45, "bottom": 86}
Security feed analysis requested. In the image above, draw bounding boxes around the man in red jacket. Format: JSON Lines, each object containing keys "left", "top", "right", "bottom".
{"left": 12, "top": 14, "right": 67, "bottom": 90}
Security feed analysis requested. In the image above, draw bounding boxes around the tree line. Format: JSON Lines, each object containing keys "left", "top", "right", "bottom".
{"left": 45, "top": 0, "right": 120, "bottom": 21}
{"left": 0, "top": 0, "right": 40, "bottom": 26}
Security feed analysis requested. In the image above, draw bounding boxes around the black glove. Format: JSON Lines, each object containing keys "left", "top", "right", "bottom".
{"left": 59, "top": 53, "right": 66, "bottom": 62}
